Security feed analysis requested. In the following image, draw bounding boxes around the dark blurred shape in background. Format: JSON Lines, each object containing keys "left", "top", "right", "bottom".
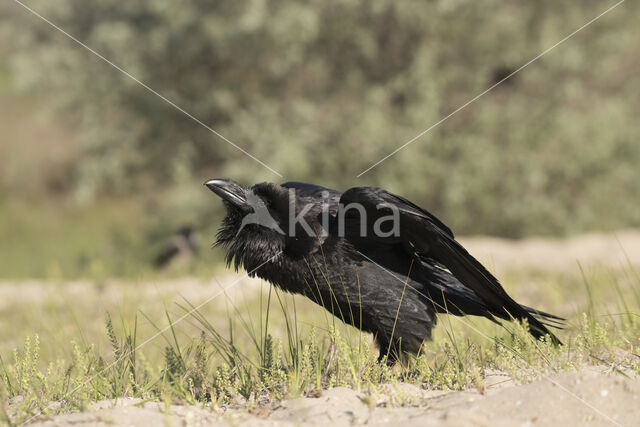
{"left": 0, "top": 1, "right": 638, "bottom": 278}
{"left": 153, "top": 225, "right": 199, "bottom": 270}
{"left": 490, "top": 65, "right": 518, "bottom": 87}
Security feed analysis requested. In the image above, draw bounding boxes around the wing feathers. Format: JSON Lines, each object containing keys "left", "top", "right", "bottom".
{"left": 340, "top": 186, "right": 562, "bottom": 344}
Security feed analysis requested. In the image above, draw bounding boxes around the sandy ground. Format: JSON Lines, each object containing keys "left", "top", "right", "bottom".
{"left": 459, "top": 229, "right": 640, "bottom": 273}
{"left": 27, "top": 367, "right": 637, "bottom": 426}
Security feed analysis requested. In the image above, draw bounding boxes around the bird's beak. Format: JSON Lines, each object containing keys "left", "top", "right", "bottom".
{"left": 204, "top": 179, "right": 248, "bottom": 207}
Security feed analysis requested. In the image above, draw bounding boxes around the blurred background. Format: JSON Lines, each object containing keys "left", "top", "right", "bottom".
{"left": 0, "top": 0, "right": 638, "bottom": 279}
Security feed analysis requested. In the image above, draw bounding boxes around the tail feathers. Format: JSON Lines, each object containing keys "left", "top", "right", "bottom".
{"left": 420, "top": 262, "right": 564, "bottom": 344}
{"left": 527, "top": 321, "right": 563, "bottom": 345}
{"left": 432, "top": 237, "right": 563, "bottom": 346}
{"left": 521, "top": 305, "right": 565, "bottom": 329}
{"left": 489, "top": 304, "right": 564, "bottom": 344}
{"left": 426, "top": 285, "right": 564, "bottom": 342}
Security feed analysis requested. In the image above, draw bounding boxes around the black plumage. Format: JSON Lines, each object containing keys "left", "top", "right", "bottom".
{"left": 205, "top": 179, "right": 563, "bottom": 362}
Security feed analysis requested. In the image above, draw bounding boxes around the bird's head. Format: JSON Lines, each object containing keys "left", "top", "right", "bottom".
{"left": 205, "top": 178, "right": 302, "bottom": 271}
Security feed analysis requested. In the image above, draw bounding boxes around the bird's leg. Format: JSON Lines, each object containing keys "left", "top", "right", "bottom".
{"left": 376, "top": 337, "right": 402, "bottom": 366}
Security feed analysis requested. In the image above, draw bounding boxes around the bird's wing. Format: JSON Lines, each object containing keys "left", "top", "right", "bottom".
{"left": 339, "top": 186, "right": 561, "bottom": 343}
{"left": 282, "top": 182, "right": 343, "bottom": 216}
{"left": 281, "top": 181, "right": 342, "bottom": 199}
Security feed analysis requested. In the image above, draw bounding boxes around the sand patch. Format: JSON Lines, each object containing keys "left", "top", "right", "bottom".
{"left": 27, "top": 368, "right": 637, "bottom": 426}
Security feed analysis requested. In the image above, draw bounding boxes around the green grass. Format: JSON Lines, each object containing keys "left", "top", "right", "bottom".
{"left": 1, "top": 260, "right": 639, "bottom": 425}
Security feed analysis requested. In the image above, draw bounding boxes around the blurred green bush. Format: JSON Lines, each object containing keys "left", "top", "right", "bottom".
{"left": 1, "top": 0, "right": 639, "bottom": 239}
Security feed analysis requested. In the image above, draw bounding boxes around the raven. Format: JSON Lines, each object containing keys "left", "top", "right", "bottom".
{"left": 205, "top": 179, "right": 563, "bottom": 362}
{"left": 154, "top": 226, "right": 199, "bottom": 269}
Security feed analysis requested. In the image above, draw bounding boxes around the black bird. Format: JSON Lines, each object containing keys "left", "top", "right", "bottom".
{"left": 490, "top": 65, "right": 518, "bottom": 87}
{"left": 205, "top": 179, "right": 563, "bottom": 362}
{"left": 154, "top": 225, "right": 199, "bottom": 269}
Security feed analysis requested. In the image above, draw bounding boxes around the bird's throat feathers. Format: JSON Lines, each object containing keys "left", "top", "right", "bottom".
{"left": 214, "top": 214, "right": 283, "bottom": 272}
{"left": 223, "top": 234, "right": 284, "bottom": 274}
